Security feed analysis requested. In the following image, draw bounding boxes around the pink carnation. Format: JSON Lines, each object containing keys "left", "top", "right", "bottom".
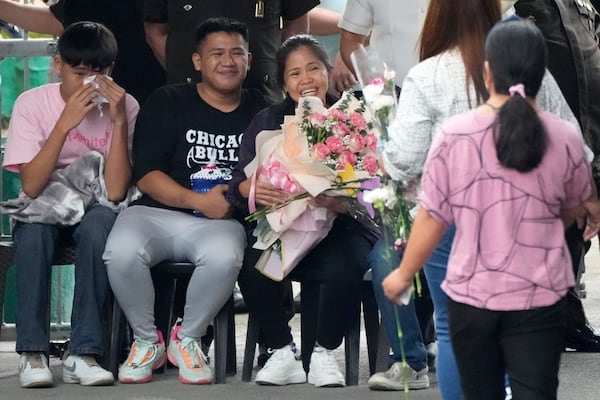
{"left": 332, "top": 121, "right": 351, "bottom": 137}
{"left": 328, "top": 109, "right": 346, "bottom": 121}
{"left": 365, "top": 133, "right": 378, "bottom": 151}
{"left": 337, "top": 150, "right": 357, "bottom": 169}
{"left": 308, "top": 113, "right": 327, "bottom": 126}
{"left": 311, "top": 142, "right": 330, "bottom": 161}
{"left": 350, "top": 112, "right": 368, "bottom": 130}
{"left": 325, "top": 136, "right": 343, "bottom": 153}
{"left": 363, "top": 155, "right": 378, "bottom": 175}
{"left": 370, "top": 77, "right": 385, "bottom": 86}
{"left": 348, "top": 134, "right": 365, "bottom": 153}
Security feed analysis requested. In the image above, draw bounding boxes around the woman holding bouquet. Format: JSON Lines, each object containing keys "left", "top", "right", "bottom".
{"left": 229, "top": 34, "right": 377, "bottom": 387}
{"left": 373, "top": 1, "right": 581, "bottom": 399}
{"left": 383, "top": 19, "right": 600, "bottom": 399}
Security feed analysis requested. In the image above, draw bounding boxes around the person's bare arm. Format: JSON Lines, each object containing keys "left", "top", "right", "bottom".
{"left": 308, "top": 7, "right": 341, "bottom": 35}
{"left": 339, "top": 28, "right": 368, "bottom": 73}
{"left": 144, "top": 21, "right": 168, "bottom": 69}
{"left": 282, "top": 13, "right": 309, "bottom": 40}
{"left": 137, "top": 171, "right": 232, "bottom": 219}
{"left": 0, "top": 0, "right": 62, "bottom": 36}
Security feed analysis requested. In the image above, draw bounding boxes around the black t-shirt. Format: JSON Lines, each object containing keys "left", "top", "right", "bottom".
{"left": 50, "top": 0, "right": 165, "bottom": 104}
{"left": 131, "top": 83, "right": 268, "bottom": 212}
{"left": 143, "top": 0, "right": 319, "bottom": 103}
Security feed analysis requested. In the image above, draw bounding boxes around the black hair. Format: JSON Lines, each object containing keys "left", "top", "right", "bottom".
{"left": 57, "top": 21, "right": 117, "bottom": 70}
{"left": 276, "top": 34, "right": 332, "bottom": 88}
{"left": 195, "top": 17, "right": 249, "bottom": 51}
{"left": 486, "top": 18, "right": 548, "bottom": 172}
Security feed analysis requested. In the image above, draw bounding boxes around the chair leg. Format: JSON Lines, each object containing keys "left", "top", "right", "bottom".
{"left": 344, "top": 308, "right": 361, "bottom": 386}
{"left": 242, "top": 313, "right": 260, "bottom": 382}
{"left": 362, "top": 281, "right": 380, "bottom": 375}
{"left": 214, "top": 296, "right": 235, "bottom": 384}
{"left": 108, "top": 300, "right": 126, "bottom": 378}
{"left": 226, "top": 298, "right": 236, "bottom": 376}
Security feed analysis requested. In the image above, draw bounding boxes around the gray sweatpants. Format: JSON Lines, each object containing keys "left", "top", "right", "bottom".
{"left": 103, "top": 205, "right": 245, "bottom": 342}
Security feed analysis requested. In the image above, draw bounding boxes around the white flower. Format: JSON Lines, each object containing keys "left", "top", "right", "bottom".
{"left": 362, "top": 83, "right": 384, "bottom": 102}
{"left": 371, "top": 95, "right": 396, "bottom": 111}
{"left": 362, "top": 184, "right": 397, "bottom": 209}
{"left": 384, "top": 69, "right": 396, "bottom": 82}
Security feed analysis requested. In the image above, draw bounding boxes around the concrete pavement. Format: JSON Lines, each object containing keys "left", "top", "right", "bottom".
{"left": 1, "top": 242, "right": 600, "bottom": 399}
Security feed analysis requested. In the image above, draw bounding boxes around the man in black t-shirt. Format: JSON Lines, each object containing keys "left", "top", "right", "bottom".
{"left": 0, "top": 0, "right": 165, "bottom": 103}
{"left": 143, "top": 0, "right": 320, "bottom": 103}
{"left": 102, "top": 18, "right": 268, "bottom": 385}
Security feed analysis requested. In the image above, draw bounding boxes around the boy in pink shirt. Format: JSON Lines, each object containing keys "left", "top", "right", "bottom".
{"left": 2, "top": 21, "right": 138, "bottom": 388}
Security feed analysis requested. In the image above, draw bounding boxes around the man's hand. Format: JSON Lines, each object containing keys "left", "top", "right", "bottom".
{"left": 95, "top": 75, "right": 127, "bottom": 124}
{"left": 198, "top": 184, "right": 232, "bottom": 219}
{"left": 55, "top": 83, "right": 97, "bottom": 134}
{"left": 328, "top": 53, "right": 357, "bottom": 97}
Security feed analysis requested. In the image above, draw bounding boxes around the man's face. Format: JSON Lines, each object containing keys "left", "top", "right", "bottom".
{"left": 192, "top": 32, "right": 250, "bottom": 94}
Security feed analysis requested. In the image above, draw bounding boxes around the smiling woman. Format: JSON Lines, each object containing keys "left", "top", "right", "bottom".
{"left": 227, "top": 34, "right": 378, "bottom": 388}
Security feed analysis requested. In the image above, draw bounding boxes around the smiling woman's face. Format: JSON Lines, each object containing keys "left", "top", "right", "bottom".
{"left": 282, "top": 45, "right": 329, "bottom": 104}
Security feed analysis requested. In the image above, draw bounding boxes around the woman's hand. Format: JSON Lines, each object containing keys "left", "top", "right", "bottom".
{"left": 382, "top": 268, "right": 413, "bottom": 305}
{"left": 309, "top": 194, "right": 347, "bottom": 214}
{"left": 254, "top": 178, "right": 289, "bottom": 207}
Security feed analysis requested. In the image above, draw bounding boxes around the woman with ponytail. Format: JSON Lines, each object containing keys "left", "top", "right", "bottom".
{"left": 383, "top": 19, "right": 600, "bottom": 400}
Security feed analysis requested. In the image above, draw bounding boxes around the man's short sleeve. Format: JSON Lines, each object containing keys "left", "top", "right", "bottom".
{"left": 281, "top": 0, "right": 320, "bottom": 21}
{"left": 48, "top": 0, "right": 65, "bottom": 24}
{"left": 144, "top": 0, "right": 168, "bottom": 23}
{"left": 338, "top": 0, "right": 373, "bottom": 36}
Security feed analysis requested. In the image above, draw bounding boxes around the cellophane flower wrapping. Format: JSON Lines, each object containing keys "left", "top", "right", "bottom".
{"left": 244, "top": 91, "right": 379, "bottom": 281}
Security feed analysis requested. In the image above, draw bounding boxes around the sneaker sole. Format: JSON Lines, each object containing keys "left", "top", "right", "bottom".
{"left": 255, "top": 371, "right": 307, "bottom": 386}
{"left": 118, "top": 353, "right": 167, "bottom": 384}
{"left": 20, "top": 378, "right": 54, "bottom": 388}
{"left": 368, "top": 377, "right": 430, "bottom": 391}
{"left": 307, "top": 372, "right": 345, "bottom": 387}
{"left": 63, "top": 374, "right": 115, "bottom": 386}
{"left": 167, "top": 347, "right": 213, "bottom": 385}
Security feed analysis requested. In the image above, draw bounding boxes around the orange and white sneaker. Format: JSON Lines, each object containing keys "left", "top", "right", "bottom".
{"left": 118, "top": 331, "right": 166, "bottom": 384}
{"left": 167, "top": 325, "right": 213, "bottom": 384}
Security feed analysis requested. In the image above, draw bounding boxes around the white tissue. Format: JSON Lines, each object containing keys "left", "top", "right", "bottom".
{"left": 83, "top": 75, "right": 111, "bottom": 116}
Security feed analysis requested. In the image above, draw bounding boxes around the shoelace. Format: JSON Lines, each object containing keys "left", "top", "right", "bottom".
{"left": 180, "top": 337, "right": 207, "bottom": 369}
{"left": 128, "top": 340, "right": 156, "bottom": 367}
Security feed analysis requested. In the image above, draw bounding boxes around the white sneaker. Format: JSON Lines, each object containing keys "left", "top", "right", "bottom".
{"left": 307, "top": 346, "right": 345, "bottom": 387}
{"left": 118, "top": 331, "right": 166, "bottom": 384}
{"left": 167, "top": 325, "right": 213, "bottom": 384}
{"left": 255, "top": 344, "right": 306, "bottom": 385}
{"left": 368, "top": 362, "right": 429, "bottom": 390}
{"left": 18, "top": 352, "right": 54, "bottom": 388}
{"left": 62, "top": 354, "right": 114, "bottom": 386}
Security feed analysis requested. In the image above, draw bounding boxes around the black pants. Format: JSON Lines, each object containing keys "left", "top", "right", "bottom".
{"left": 238, "top": 217, "right": 372, "bottom": 350}
{"left": 448, "top": 298, "right": 567, "bottom": 400}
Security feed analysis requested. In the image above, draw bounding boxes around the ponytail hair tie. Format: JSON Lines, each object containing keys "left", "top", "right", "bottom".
{"left": 508, "top": 83, "right": 526, "bottom": 98}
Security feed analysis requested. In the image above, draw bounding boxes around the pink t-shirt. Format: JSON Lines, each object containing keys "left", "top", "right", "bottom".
{"left": 420, "top": 109, "right": 592, "bottom": 311}
{"left": 3, "top": 82, "right": 139, "bottom": 173}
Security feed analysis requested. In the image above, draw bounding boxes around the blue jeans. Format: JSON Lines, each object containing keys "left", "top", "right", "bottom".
{"left": 368, "top": 237, "right": 427, "bottom": 372}
{"left": 13, "top": 204, "right": 116, "bottom": 356}
{"left": 423, "top": 224, "right": 461, "bottom": 400}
